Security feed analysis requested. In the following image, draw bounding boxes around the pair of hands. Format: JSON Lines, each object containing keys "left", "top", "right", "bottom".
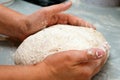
{"left": 21, "top": 2, "right": 106, "bottom": 80}
{"left": 0, "top": 1, "right": 107, "bottom": 80}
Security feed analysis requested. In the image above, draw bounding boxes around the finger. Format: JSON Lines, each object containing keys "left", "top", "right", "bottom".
{"left": 80, "top": 51, "right": 108, "bottom": 77}
{"left": 66, "top": 14, "right": 96, "bottom": 29}
{"left": 41, "top": 1, "right": 72, "bottom": 15}
{"left": 44, "top": 48, "right": 105, "bottom": 65}
{"left": 72, "top": 48, "right": 107, "bottom": 77}
{"left": 68, "top": 48, "right": 106, "bottom": 64}
{"left": 50, "top": 13, "right": 96, "bottom": 29}
{"left": 90, "top": 49, "right": 108, "bottom": 73}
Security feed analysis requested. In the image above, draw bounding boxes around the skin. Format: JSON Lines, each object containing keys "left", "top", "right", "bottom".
{"left": 0, "top": 49, "right": 107, "bottom": 80}
{"left": 0, "top": 1, "right": 95, "bottom": 41}
{"left": 0, "top": 1, "right": 107, "bottom": 80}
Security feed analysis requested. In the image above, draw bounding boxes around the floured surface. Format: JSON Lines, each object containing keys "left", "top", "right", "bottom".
{"left": 0, "top": 0, "right": 120, "bottom": 80}
{"left": 14, "top": 25, "right": 109, "bottom": 65}
{"left": 0, "top": 35, "right": 16, "bottom": 65}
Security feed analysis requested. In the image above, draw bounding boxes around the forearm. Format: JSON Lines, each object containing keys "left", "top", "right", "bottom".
{"left": 0, "top": 5, "right": 28, "bottom": 40}
{"left": 0, "top": 65, "right": 34, "bottom": 80}
{"left": 0, "top": 63, "right": 50, "bottom": 80}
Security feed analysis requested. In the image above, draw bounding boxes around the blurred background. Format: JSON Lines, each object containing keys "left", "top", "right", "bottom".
{"left": 24, "top": 0, "right": 68, "bottom": 6}
{"left": 23, "top": 0, "right": 120, "bottom": 7}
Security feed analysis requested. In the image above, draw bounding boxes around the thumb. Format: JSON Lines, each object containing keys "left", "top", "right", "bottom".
{"left": 41, "top": 1, "right": 72, "bottom": 15}
{"left": 69, "top": 48, "right": 106, "bottom": 63}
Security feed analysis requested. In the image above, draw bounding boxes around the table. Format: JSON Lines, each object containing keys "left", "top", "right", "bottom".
{"left": 0, "top": 0, "right": 120, "bottom": 80}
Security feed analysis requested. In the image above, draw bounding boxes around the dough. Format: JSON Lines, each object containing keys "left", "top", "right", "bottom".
{"left": 14, "top": 25, "right": 110, "bottom": 65}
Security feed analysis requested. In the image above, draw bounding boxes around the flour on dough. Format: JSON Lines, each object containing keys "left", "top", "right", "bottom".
{"left": 13, "top": 24, "right": 110, "bottom": 65}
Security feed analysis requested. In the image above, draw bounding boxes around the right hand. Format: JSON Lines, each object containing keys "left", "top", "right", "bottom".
{"left": 34, "top": 48, "right": 107, "bottom": 80}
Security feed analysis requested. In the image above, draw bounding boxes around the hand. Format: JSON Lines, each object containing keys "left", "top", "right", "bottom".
{"left": 19, "top": 1, "right": 95, "bottom": 40}
{"left": 0, "top": 48, "right": 107, "bottom": 80}
{"left": 34, "top": 48, "right": 107, "bottom": 80}
{"left": 0, "top": 1, "right": 95, "bottom": 41}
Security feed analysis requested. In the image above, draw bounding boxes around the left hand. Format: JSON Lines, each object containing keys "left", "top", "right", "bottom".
{"left": 0, "top": 1, "right": 95, "bottom": 41}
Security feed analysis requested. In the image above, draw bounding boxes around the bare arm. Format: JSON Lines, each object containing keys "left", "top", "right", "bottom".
{"left": 0, "top": 1, "right": 95, "bottom": 41}
{"left": 0, "top": 65, "right": 35, "bottom": 80}
{"left": 0, "top": 5, "right": 28, "bottom": 40}
{"left": 0, "top": 49, "right": 106, "bottom": 80}
{"left": 0, "top": 63, "right": 50, "bottom": 80}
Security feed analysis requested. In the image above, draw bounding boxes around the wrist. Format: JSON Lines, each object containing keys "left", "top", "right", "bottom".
{"left": 0, "top": 5, "right": 30, "bottom": 41}
{"left": 0, "top": 64, "right": 50, "bottom": 80}
{"left": 14, "top": 16, "right": 30, "bottom": 41}
{"left": 7, "top": 16, "right": 31, "bottom": 42}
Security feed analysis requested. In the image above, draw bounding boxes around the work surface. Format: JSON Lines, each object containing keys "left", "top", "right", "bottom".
{"left": 0, "top": 0, "right": 120, "bottom": 80}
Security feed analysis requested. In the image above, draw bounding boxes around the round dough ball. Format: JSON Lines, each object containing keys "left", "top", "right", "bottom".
{"left": 14, "top": 25, "right": 110, "bottom": 65}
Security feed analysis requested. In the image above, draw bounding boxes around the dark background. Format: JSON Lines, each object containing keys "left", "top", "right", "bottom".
{"left": 24, "top": 0, "right": 67, "bottom": 6}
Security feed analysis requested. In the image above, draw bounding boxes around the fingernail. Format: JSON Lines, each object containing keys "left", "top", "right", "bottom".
{"left": 96, "top": 50, "right": 105, "bottom": 58}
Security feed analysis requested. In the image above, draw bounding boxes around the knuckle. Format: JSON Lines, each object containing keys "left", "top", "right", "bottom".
{"left": 64, "top": 50, "right": 76, "bottom": 60}
{"left": 63, "top": 50, "right": 84, "bottom": 62}
{"left": 42, "top": 7, "right": 54, "bottom": 14}
{"left": 64, "top": 52, "right": 72, "bottom": 58}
